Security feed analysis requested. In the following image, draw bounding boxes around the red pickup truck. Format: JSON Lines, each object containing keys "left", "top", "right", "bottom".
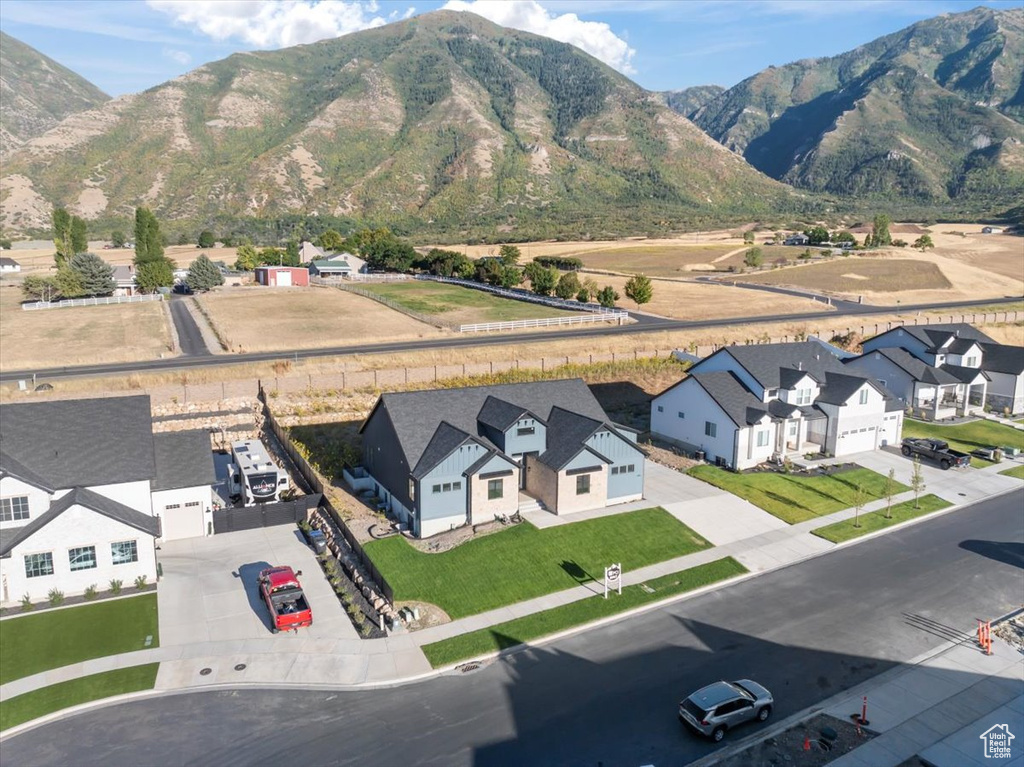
{"left": 258, "top": 566, "right": 313, "bottom": 633}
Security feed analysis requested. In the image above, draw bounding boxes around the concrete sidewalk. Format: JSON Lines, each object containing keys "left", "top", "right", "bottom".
{"left": 2, "top": 454, "right": 1020, "bottom": 726}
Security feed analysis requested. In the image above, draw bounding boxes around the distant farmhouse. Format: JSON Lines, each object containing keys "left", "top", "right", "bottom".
{"left": 359, "top": 380, "right": 645, "bottom": 537}
{"left": 0, "top": 257, "right": 21, "bottom": 273}
{"left": 652, "top": 341, "right": 904, "bottom": 470}
{"left": 783, "top": 233, "right": 809, "bottom": 246}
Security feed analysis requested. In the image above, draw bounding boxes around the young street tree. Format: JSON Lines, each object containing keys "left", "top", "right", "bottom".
{"left": 884, "top": 468, "right": 897, "bottom": 520}
{"left": 624, "top": 273, "right": 653, "bottom": 309}
{"left": 744, "top": 247, "right": 763, "bottom": 268}
{"left": 68, "top": 252, "right": 115, "bottom": 297}
{"left": 186, "top": 253, "right": 225, "bottom": 292}
{"left": 596, "top": 285, "right": 619, "bottom": 308}
{"left": 910, "top": 455, "right": 926, "bottom": 509}
{"left": 852, "top": 484, "right": 867, "bottom": 529}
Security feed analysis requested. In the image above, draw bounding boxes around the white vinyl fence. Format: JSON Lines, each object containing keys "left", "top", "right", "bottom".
{"left": 21, "top": 294, "right": 164, "bottom": 310}
{"left": 459, "top": 312, "right": 629, "bottom": 333}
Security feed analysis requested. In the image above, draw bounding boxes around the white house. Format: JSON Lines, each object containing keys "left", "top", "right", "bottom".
{"left": 0, "top": 396, "right": 215, "bottom": 604}
{"left": 861, "top": 324, "right": 1023, "bottom": 414}
{"left": 0, "top": 257, "right": 21, "bottom": 273}
{"left": 651, "top": 342, "right": 903, "bottom": 470}
{"left": 981, "top": 226, "right": 1003, "bottom": 234}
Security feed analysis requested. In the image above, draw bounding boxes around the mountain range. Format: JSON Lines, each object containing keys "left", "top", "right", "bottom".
{"left": 1, "top": 7, "right": 1022, "bottom": 239}
{"left": 675, "top": 6, "right": 1024, "bottom": 206}
{"left": 0, "top": 31, "right": 109, "bottom": 160}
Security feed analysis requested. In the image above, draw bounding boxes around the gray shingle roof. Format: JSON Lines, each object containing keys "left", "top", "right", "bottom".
{"left": 712, "top": 341, "right": 848, "bottom": 389}
{"left": 868, "top": 348, "right": 960, "bottom": 386}
{"left": 689, "top": 371, "right": 766, "bottom": 427}
{"left": 412, "top": 421, "right": 477, "bottom": 479}
{"left": 0, "top": 395, "right": 156, "bottom": 490}
{"left": 152, "top": 430, "right": 216, "bottom": 491}
{"left": 0, "top": 487, "right": 160, "bottom": 557}
{"left": 477, "top": 396, "right": 537, "bottom": 432}
{"left": 940, "top": 364, "right": 989, "bottom": 384}
{"left": 0, "top": 450, "right": 53, "bottom": 490}
{"left": 921, "top": 324, "right": 995, "bottom": 348}
{"left": 816, "top": 372, "right": 872, "bottom": 405}
{"left": 538, "top": 408, "right": 605, "bottom": 470}
{"left": 365, "top": 379, "right": 609, "bottom": 471}
{"left": 980, "top": 343, "right": 1024, "bottom": 375}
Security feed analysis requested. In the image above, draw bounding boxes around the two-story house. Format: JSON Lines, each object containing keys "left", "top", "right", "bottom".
{"left": 359, "top": 380, "right": 645, "bottom": 537}
{"left": 651, "top": 342, "right": 903, "bottom": 470}
{"left": 857, "top": 324, "right": 1022, "bottom": 415}
{"left": 0, "top": 396, "right": 215, "bottom": 604}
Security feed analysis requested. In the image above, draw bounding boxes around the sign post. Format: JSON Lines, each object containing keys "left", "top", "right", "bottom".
{"left": 604, "top": 563, "right": 622, "bottom": 599}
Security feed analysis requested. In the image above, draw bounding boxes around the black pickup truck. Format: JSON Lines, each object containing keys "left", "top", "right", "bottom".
{"left": 901, "top": 438, "right": 971, "bottom": 470}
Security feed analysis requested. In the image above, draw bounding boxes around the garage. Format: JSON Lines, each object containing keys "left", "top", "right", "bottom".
{"left": 151, "top": 431, "right": 216, "bottom": 542}
{"left": 838, "top": 425, "right": 878, "bottom": 454}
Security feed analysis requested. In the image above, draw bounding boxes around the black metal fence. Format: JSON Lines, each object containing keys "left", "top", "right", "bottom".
{"left": 257, "top": 383, "right": 394, "bottom": 604}
{"left": 212, "top": 494, "right": 321, "bottom": 534}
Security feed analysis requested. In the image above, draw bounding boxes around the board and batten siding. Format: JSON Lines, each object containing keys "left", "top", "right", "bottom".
{"left": 418, "top": 441, "right": 488, "bottom": 536}
{"left": 651, "top": 377, "right": 738, "bottom": 467}
{"left": 501, "top": 417, "right": 547, "bottom": 457}
{"left": 587, "top": 429, "right": 644, "bottom": 501}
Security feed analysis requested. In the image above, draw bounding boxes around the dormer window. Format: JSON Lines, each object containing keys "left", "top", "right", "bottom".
{"left": 767, "top": 388, "right": 779, "bottom": 398}
{"left": 859, "top": 389, "right": 869, "bottom": 405}
{"left": 796, "top": 388, "right": 812, "bottom": 405}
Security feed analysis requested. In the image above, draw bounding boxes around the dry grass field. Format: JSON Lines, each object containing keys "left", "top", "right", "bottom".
{"left": 596, "top": 275, "right": 834, "bottom": 319}
{"left": 5, "top": 242, "right": 238, "bottom": 273}
{"left": 572, "top": 245, "right": 746, "bottom": 276}
{"left": 196, "top": 286, "right": 441, "bottom": 353}
{"left": 0, "top": 285, "right": 172, "bottom": 371}
{"left": 737, "top": 258, "right": 953, "bottom": 294}
{"left": 925, "top": 226, "right": 1023, "bottom": 282}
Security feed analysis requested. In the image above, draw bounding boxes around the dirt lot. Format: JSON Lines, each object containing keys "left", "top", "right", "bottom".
{"left": 595, "top": 274, "right": 834, "bottom": 319}
{"left": 196, "top": 286, "right": 442, "bottom": 353}
{"left": 6, "top": 241, "right": 238, "bottom": 273}
{"left": 738, "top": 258, "right": 952, "bottom": 294}
{"left": 0, "top": 284, "right": 172, "bottom": 371}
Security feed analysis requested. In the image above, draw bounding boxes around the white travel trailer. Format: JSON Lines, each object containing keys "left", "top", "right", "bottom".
{"left": 227, "top": 439, "right": 288, "bottom": 506}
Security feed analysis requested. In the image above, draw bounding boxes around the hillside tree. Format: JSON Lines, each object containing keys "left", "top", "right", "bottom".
{"left": 624, "top": 274, "right": 653, "bottom": 309}
{"left": 744, "top": 247, "right": 763, "bottom": 268}
{"left": 317, "top": 229, "right": 345, "bottom": 252}
{"left": 596, "top": 285, "right": 619, "bottom": 308}
{"left": 743, "top": 231, "right": 755, "bottom": 244}
{"left": 186, "top": 253, "right": 224, "bottom": 292}
{"left": 69, "top": 252, "right": 115, "bottom": 297}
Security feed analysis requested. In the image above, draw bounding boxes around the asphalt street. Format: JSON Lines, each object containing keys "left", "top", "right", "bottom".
{"left": 5, "top": 493, "right": 1022, "bottom": 767}
{"left": 0, "top": 295, "right": 1017, "bottom": 383}
{"left": 166, "top": 296, "right": 210, "bottom": 357}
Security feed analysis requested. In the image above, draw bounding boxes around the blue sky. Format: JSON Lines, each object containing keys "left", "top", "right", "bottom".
{"left": 1, "top": 0, "right": 1018, "bottom": 96}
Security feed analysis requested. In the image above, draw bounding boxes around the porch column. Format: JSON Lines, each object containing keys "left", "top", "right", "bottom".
{"left": 795, "top": 419, "right": 803, "bottom": 452}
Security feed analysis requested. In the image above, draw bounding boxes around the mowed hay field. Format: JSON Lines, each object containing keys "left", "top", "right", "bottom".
{"left": 572, "top": 245, "right": 746, "bottom": 276}
{"left": 356, "top": 281, "right": 581, "bottom": 325}
{"left": 196, "top": 287, "right": 441, "bottom": 352}
{"left": 0, "top": 286, "right": 171, "bottom": 370}
{"left": 597, "top": 275, "right": 834, "bottom": 320}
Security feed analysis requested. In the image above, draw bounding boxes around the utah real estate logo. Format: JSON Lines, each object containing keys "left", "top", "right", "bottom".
{"left": 980, "top": 724, "right": 1015, "bottom": 759}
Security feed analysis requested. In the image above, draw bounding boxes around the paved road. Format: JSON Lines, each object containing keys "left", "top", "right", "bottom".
{"left": 5, "top": 494, "right": 1021, "bottom": 767}
{"left": 166, "top": 296, "right": 210, "bottom": 357}
{"left": 1, "top": 295, "right": 1017, "bottom": 383}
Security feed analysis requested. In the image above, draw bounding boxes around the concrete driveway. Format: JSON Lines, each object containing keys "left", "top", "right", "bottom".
{"left": 157, "top": 526, "right": 358, "bottom": 646}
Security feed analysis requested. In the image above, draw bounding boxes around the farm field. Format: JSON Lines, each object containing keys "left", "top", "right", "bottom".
{"left": 0, "top": 285, "right": 172, "bottom": 371}
{"left": 571, "top": 245, "right": 745, "bottom": 276}
{"left": 4, "top": 241, "right": 237, "bottom": 273}
{"left": 736, "top": 258, "right": 952, "bottom": 294}
{"left": 596, "top": 275, "right": 834, "bottom": 319}
{"left": 924, "top": 226, "right": 1024, "bottom": 282}
{"left": 196, "top": 287, "right": 440, "bottom": 352}
{"left": 354, "top": 281, "right": 582, "bottom": 326}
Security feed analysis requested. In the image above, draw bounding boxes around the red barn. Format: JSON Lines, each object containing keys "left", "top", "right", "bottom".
{"left": 254, "top": 266, "right": 309, "bottom": 287}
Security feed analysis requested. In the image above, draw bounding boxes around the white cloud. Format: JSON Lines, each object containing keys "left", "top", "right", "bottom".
{"left": 443, "top": 0, "right": 636, "bottom": 74}
{"left": 146, "top": 0, "right": 409, "bottom": 48}
{"left": 162, "top": 47, "right": 193, "bottom": 65}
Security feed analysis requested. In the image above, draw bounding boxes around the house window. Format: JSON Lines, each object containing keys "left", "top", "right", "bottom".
{"left": 796, "top": 388, "right": 812, "bottom": 405}
{"left": 965, "top": 356, "right": 977, "bottom": 367}
{"left": 164, "top": 504, "right": 180, "bottom": 510}
{"left": 767, "top": 388, "right": 779, "bottom": 398}
{"left": 705, "top": 421, "right": 717, "bottom": 438}
{"left": 0, "top": 496, "right": 29, "bottom": 522}
{"left": 626, "top": 464, "right": 635, "bottom": 473}
{"left": 859, "top": 389, "right": 869, "bottom": 405}
{"left": 453, "top": 481, "right": 462, "bottom": 491}
{"left": 111, "top": 540, "right": 138, "bottom": 565}
{"left": 25, "top": 552, "right": 53, "bottom": 578}
{"left": 657, "top": 405, "right": 664, "bottom": 413}
{"left": 488, "top": 479, "right": 503, "bottom": 500}
{"left": 432, "top": 484, "right": 441, "bottom": 494}
{"left": 576, "top": 474, "right": 590, "bottom": 495}
{"left": 516, "top": 426, "right": 535, "bottom": 436}
{"left": 611, "top": 466, "right": 619, "bottom": 475}
{"left": 185, "top": 501, "right": 201, "bottom": 508}
{"left": 69, "top": 546, "right": 97, "bottom": 571}
{"left": 442, "top": 483, "right": 452, "bottom": 492}
{"left": 756, "top": 430, "right": 769, "bottom": 448}
{"left": 678, "top": 411, "right": 685, "bottom": 419}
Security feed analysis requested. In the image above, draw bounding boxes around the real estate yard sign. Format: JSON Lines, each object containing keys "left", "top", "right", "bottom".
{"left": 604, "top": 563, "right": 622, "bottom": 599}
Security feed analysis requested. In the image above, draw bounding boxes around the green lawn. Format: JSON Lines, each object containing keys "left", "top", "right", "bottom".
{"left": 355, "top": 281, "right": 579, "bottom": 322}
{"left": 422, "top": 557, "right": 747, "bottom": 668}
{"left": 688, "top": 466, "right": 908, "bottom": 524}
{"left": 811, "top": 494, "right": 952, "bottom": 543}
{"left": 365, "top": 508, "right": 710, "bottom": 618}
{"left": 0, "top": 664, "right": 158, "bottom": 731}
{"left": 1000, "top": 464, "right": 1024, "bottom": 479}
{"left": 903, "top": 419, "right": 1024, "bottom": 462}
{"left": 0, "top": 594, "right": 158, "bottom": 685}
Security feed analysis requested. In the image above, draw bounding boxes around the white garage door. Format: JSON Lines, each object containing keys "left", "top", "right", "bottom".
{"left": 276, "top": 270, "right": 292, "bottom": 287}
{"left": 838, "top": 426, "right": 877, "bottom": 454}
{"left": 161, "top": 505, "right": 206, "bottom": 541}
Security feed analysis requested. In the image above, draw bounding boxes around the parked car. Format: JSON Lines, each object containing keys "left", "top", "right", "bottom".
{"left": 258, "top": 566, "right": 312, "bottom": 633}
{"left": 901, "top": 437, "right": 971, "bottom": 470}
{"left": 679, "top": 680, "right": 773, "bottom": 742}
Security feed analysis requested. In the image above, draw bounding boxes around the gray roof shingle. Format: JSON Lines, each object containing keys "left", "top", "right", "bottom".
{"left": 412, "top": 422, "right": 477, "bottom": 479}
{"left": 0, "top": 395, "right": 156, "bottom": 490}
{"left": 940, "top": 364, "right": 989, "bottom": 384}
{"left": 714, "top": 341, "right": 849, "bottom": 389}
{"left": 477, "top": 396, "right": 537, "bottom": 432}
{"left": 0, "top": 487, "right": 160, "bottom": 557}
{"left": 689, "top": 371, "right": 767, "bottom": 427}
{"left": 866, "top": 348, "right": 960, "bottom": 386}
{"left": 817, "top": 372, "right": 872, "bottom": 405}
{"left": 980, "top": 343, "right": 1024, "bottom": 375}
{"left": 152, "top": 430, "right": 216, "bottom": 491}
{"left": 921, "top": 324, "right": 995, "bottom": 349}
{"left": 538, "top": 408, "right": 606, "bottom": 470}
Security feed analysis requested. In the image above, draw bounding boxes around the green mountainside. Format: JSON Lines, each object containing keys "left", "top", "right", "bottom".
{"left": 0, "top": 32, "right": 109, "bottom": 158}
{"left": 680, "top": 6, "right": 1024, "bottom": 206}
{"left": 662, "top": 85, "right": 725, "bottom": 118}
{"left": 0, "top": 12, "right": 794, "bottom": 239}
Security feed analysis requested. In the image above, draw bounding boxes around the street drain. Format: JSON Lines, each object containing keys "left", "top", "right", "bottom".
{"left": 457, "top": 663, "right": 480, "bottom": 674}
{"left": 234, "top": 664, "right": 247, "bottom": 671}
{"left": 199, "top": 667, "right": 212, "bottom": 676}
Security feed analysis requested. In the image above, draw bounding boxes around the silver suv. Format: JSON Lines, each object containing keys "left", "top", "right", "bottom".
{"left": 678, "top": 679, "right": 773, "bottom": 742}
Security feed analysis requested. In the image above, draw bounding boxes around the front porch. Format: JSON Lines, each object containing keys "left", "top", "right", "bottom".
{"left": 912, "top": 380, "right": 986, "bottom": 421}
